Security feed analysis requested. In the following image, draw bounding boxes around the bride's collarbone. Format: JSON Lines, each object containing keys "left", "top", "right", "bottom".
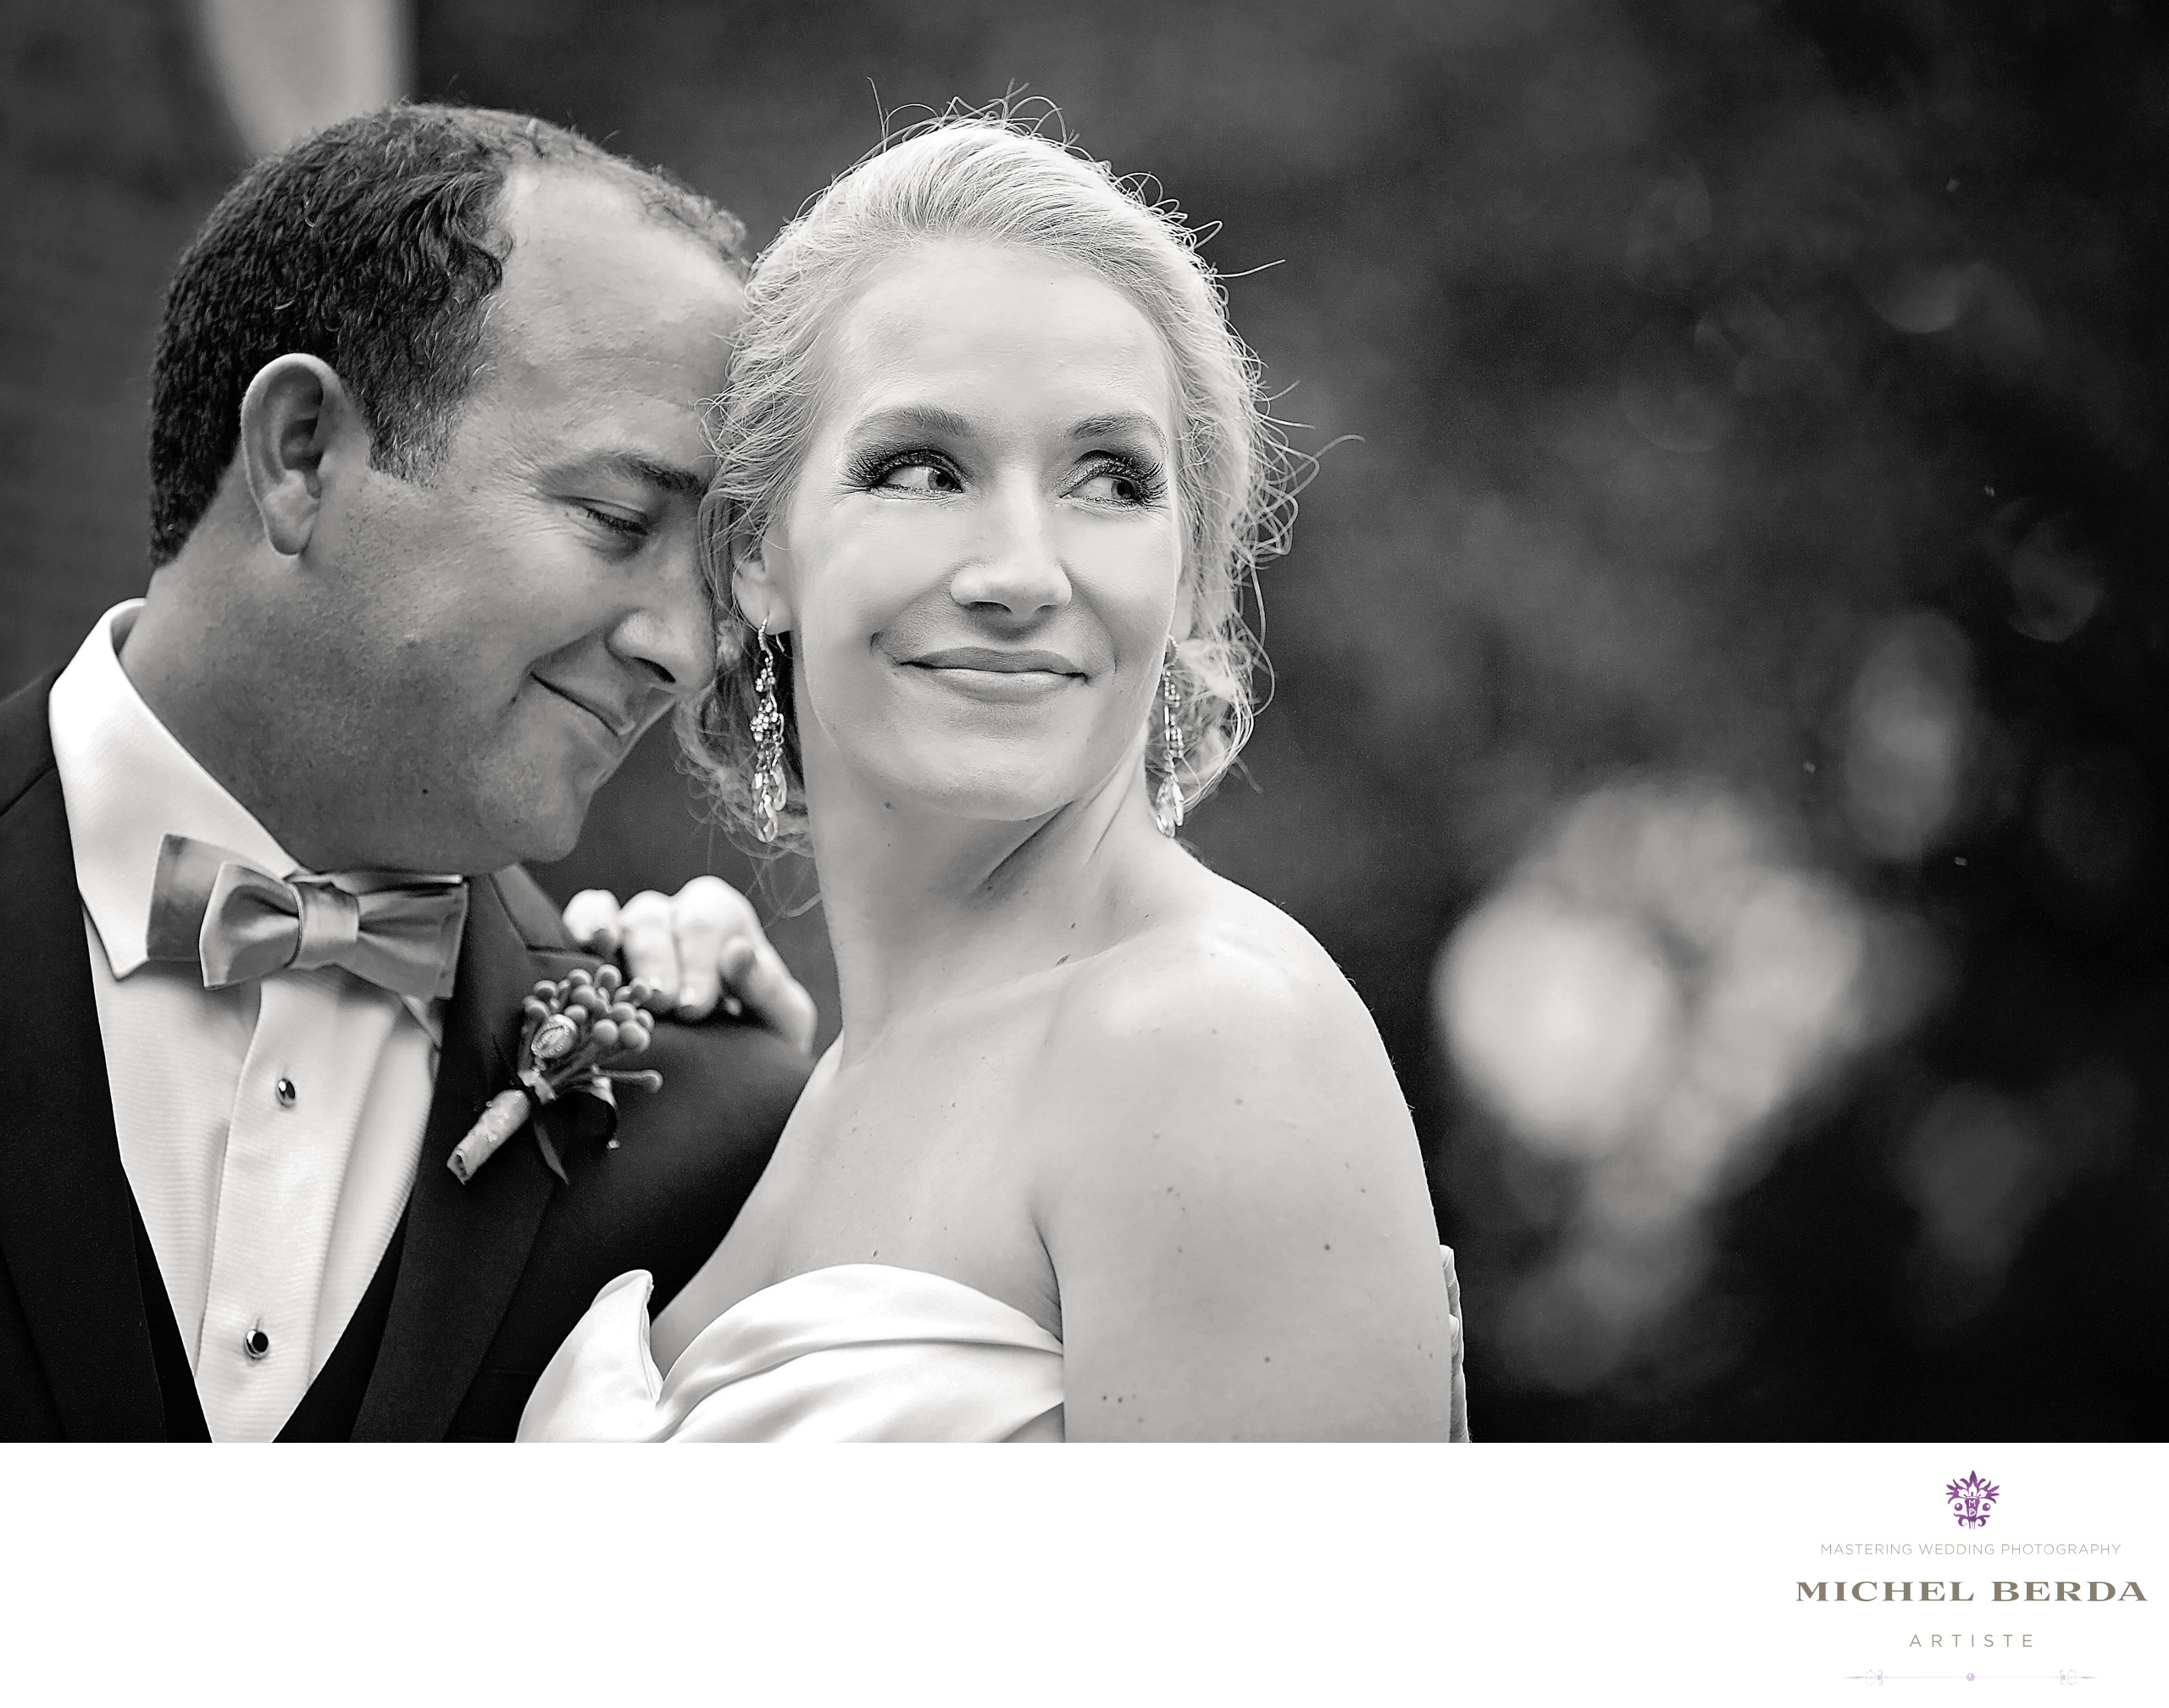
{"left": 718, "top": 1014, "right": 1058, "bottom": 1269}
{"left": 721, "top": 1101, "right": 1062, "bottom": 1340}
{"left": 770, "top": 1062, "right": 1042, "bottom": 1189}
{"left": 807, "top": 982, "right": 1071, "bottom": 1127}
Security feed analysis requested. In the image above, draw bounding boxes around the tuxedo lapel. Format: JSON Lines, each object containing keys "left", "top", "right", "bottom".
{"left": 0, "top": 676, "right": 168, "bottom": 1439}
{"left": 352, "top": 872, "right": 577, "bottom": 1439}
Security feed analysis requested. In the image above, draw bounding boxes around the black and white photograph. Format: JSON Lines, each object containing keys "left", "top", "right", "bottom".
{"left": 3, "top": 0, "right": 2163, "bottom": 1698}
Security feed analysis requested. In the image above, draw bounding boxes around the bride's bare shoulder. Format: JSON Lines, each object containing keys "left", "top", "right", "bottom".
{"left": 1038, "top": 871, "right": 1406, "bottom": 1136}
{"left": 1026, "top": 868, "right": 1452, "bottom": 1444}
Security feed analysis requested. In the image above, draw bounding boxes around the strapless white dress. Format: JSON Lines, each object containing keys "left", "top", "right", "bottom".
{"left": 517, "top": 1265, "right": 1066, "bottom": 1441}
{"left": 519, "top": 1249, "right": 1469, "bottom": 1443}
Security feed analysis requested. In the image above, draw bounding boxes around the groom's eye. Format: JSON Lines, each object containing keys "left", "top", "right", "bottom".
{"left": 575, "top": 502, "right": 652, "bottom": 542}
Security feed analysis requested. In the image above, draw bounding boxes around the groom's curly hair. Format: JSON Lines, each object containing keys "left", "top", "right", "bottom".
{"left": 147, "top": 103, "right": 749, "bottom": 566}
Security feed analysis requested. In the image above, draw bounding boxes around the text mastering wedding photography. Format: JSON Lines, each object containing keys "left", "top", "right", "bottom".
{"left": 1, "top": 1, "right": 2163, "bottom": 1701}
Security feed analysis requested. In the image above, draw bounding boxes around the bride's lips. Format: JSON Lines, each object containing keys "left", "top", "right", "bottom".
{"left": 896, "top": 646, "right": 1085, "bottom": 702}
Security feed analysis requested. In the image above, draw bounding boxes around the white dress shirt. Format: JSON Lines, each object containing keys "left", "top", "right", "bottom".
{"left": 49, "top": 602, "right": 442, "bottom": 1441}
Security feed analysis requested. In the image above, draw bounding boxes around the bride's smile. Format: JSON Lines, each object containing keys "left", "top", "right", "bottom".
{"left": 744, "top": 239, "right": 1183, "bottom": 828}
{"left": 530, "top": 119, "right": 1464, "bottom": 1440}
{"left": 890, "top": 645, "right": 1084, "bottom": 703}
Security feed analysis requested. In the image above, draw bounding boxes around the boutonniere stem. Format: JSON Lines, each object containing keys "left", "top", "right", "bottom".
{"left": 448, "top": 964, "right": 663, "bottom": 1184}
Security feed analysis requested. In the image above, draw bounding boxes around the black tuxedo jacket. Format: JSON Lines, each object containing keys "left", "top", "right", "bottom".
{"left": 0, "top": 673, "right": 808, "bottom": 1439}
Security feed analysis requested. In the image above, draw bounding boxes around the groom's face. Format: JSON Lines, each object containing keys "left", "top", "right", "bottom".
{"left": 301, "top": 169, "right": 741, "bottom": 872}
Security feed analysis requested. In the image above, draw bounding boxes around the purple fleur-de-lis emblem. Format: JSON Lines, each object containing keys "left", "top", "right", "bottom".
{"left": 1945, "top": 1470, "right": 2000, "bottom": 1528}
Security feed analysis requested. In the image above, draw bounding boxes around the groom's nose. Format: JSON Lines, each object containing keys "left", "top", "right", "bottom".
{"left": 607, "top": 547, "right": 712, "bottom": 700}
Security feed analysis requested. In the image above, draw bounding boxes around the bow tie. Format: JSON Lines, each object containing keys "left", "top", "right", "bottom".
{"left": 144, "top": 834, "right": 469, "bottom": 1004}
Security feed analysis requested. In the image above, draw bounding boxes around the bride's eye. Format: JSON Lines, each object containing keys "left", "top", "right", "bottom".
{"left": 1070, "top": 454, "right": 1164, "bottom": 507}
{"left": 856, "top": 451, "right": 964, "bottom": 496}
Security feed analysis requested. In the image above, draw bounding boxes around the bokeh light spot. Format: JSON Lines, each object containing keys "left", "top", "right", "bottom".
{"left": 1898, "top": 1084, "right": 2046, "bottom": 1275}
{"left": 2005, "top": 513, "right": 2105, "bottom": 643}
{"left": 1437, "top": 890, "right": 1681, "bottom": 1162}
{"left": 1435, "top": 779, "right": 1921, "bottom": 1391}
{"left": 1842, "top": 614, "right": 1972, "bottom": 861}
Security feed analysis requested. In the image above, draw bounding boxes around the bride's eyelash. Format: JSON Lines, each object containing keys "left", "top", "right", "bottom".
{"left": 1079, "top": 451, "right": 1168, "bottom": 504}
{"left": 841, "top": 446, "right": 1167, "bottom": 502}
{"left": 846, "top": 446, "right": 956, "bottom": 490}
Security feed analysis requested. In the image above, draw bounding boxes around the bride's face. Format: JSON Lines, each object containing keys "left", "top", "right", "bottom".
{"left": 746, "top": 240, "right": 1183, "bottom": 829}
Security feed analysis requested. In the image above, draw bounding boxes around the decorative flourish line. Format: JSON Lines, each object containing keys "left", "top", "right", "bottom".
{"left": 1842, "top": 1667, "right": 2097, "bottom": 1685}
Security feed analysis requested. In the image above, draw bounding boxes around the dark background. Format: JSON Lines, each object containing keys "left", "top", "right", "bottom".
{"left": 4, "top": 0, "right": 2164, "bottom": 1439}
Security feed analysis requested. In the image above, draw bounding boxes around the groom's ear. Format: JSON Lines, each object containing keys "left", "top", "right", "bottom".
{"left": 236, "top": 354, "right": 368, "bottom": 557}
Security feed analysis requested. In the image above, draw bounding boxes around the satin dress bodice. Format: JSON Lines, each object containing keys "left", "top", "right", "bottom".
{"left": 519, "top": 1246, "right": 1468, "bottom": 1443}
{"left": 517, "top": 1263, "right": 1065, "bottom": 1442}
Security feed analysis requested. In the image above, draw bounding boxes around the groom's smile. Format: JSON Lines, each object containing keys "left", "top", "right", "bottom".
{"left": 528, "top": 669, "right": 644, "bottom": 748}
{"left": 389, "top": 171, "right": 743, "bottom": 871}
{"left": 158, "top": 167, "right": 745, "bottom": 875}
{"left": 17, "top": 105, "right": 817, "bottom": 1453}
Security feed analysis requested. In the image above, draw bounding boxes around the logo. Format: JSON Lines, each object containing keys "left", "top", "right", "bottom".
{"left": 1946, "top": 1471, "right": 2000, "bottom": 1529}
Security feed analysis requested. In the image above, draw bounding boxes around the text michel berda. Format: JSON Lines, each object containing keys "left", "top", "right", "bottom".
{"left": 1796, "top": 1581, "right": 2145, "bottom": 1602}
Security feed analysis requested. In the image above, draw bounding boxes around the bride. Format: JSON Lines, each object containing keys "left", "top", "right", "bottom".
{"left": 523, "top": 114, "right": 1465, "bottom": 1441}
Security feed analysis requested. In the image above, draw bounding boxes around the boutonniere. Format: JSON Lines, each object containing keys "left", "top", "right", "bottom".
{"left": 447, "top": 964, "right": 663, "bottom": 1184}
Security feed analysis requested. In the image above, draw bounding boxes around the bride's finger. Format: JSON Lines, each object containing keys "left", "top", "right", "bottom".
{"left": 726, "top": 934, "right": 818, "bottom": 1055}
{"left": 668, "top": 897, "right": 738, "bottom": 1022}
{"left": 657, "top": 876, "right": 758, "bottom": 1019}
{"left": 561, "top": 889, "right": 624, "bottom": 955}
{"left": 617, "top": 890, "right": 683, "bottom": 1006}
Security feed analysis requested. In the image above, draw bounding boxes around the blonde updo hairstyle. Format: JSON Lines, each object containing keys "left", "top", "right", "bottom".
{"left": 682, "top": 109, "right": 1290, "bottom": 851}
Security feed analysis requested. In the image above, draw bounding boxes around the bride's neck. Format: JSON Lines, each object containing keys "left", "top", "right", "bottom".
{"left": 806, "top": 758, "right": 1159, "bottom": 1052}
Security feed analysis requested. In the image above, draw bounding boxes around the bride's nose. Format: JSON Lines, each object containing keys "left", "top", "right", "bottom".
{"left": 949, "top": 477, "right": 1071, "bottom": 618}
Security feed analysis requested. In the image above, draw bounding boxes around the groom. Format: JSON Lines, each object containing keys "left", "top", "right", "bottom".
{"left": 0, "top": 106, "right": 809, "bottom": 1440}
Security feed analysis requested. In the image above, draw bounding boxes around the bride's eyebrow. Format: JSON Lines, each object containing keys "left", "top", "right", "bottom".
{"left": 837, "top": 406, "right": 1168, "bottom": 457}
{"left": 845, "top": 404, "right": 974, "bottom": 443}
{"left": 1068, "top": 412, "right": 1167, "bottom": 453}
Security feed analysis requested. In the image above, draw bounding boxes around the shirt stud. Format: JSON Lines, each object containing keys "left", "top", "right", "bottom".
{"left": 275, "top": 1077, "right": 297, "bottom": 1107}
{"left": 242, "top": 1322, "right": 271, "bottom": 1361}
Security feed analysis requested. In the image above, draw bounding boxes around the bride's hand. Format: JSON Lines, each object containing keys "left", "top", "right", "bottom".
{"left": 562, "top": 878, "right": 818, "bottom": 1054}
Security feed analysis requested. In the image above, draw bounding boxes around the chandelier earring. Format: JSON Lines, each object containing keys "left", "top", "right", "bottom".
{"left": 1152, "top": 638, "right": 1186, "bottom": 836}
{"left": 748, "top": 618, "right": 789, "bottom": 844}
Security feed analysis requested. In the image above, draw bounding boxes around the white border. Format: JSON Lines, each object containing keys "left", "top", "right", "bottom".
{"left": 3, "top": 1443, "right": 2159, "bottom": 1705}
